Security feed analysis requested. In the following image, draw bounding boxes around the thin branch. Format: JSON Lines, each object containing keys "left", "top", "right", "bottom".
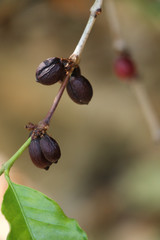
{"left": 104, "top": 0, "right": 126, "bottom": 51}
{"left": 42, "top": 67, "right": 74, "bottom": 125}
{"left": 0, "top": 137, "right": 31, "bottom": 176}
{"left": 131, "top": 81, "right": 160, "bottom": 142}
{"left": 71, "top": 0, "right": 103, "bottom": 60}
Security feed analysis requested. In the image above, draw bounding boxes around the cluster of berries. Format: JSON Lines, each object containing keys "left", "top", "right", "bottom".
{"left": 29, "top": 133, "right": 61, "bottom": 170}
{"left": 28, "top": 57, "right": 93, "bottom": 170}
{"left": 36, "top": 57, "right": 93, "bottom": 104}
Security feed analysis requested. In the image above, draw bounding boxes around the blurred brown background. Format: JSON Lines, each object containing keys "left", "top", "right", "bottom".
{"left": 0, "top": 0, "right": 160, "bottom": 239}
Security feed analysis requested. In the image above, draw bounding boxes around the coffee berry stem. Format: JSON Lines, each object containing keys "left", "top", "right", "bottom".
{"left": 42, "top": 67, "right": 74, "bottom": 126}
{"left": 70, "top": 0, "right": 103, "bottom": 60}
{"left": 0, "top": 137, "right": 31, "bottom": 176}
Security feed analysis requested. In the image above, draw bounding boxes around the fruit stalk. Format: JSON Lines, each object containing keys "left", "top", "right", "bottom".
{"left": 42, "top": 67, "right": 74, "bottom": 126}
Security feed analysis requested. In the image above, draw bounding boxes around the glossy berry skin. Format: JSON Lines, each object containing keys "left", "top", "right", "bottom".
{"left": 114, "top": 55, "right": 136, "bottom": 79}
{"left": 40, "top": 134, "right": 61, "bottom": 163}
{"left": 67, "top": 75, "right": 93, "bottom": 104}
{"left": 36, "top": 57, "right": 65, "bottom": 85}
{"left": 29, "top": 137, "right": 52, "bottom": 169}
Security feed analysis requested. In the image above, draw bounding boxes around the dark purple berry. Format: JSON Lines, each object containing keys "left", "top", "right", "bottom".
{"left": 71, "top": 66, "right": 81, "bottom": 77}
{"left": 36, "top": 57, "right": 66, "bottom": 85}
{"left": 67, "top": 75, "right": 93, "bottom": 104}
{"left": 40, "top": 134, "right": 61, "bottom": 163}
{"left": 114, "top": 54, "right": 136, "bottom": 80}
{"left": 29, "top": 137, "right": 52, "bottom": 169}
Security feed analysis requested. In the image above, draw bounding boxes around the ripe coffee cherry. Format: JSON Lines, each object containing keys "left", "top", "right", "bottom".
{"left": 40, "top": 134, "right": 61, "bottom": 163}
{"left": 114, "top": 55, "right": 136, "bottom": 79}
{"left": 67, "top": 75, "right": 93, "bottom": 104}
{"left": 29, "top": 137, "right": 52, "bottom": 169}
{"left": 36, "top": 57, "right": 65, "bottom": 85}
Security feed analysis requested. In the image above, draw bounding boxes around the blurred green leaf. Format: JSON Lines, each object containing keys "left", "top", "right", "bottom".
{"left": 1, "top": 175, "right": 88, "bottom": 240}
{"left": 131, "top": 0, "right": 160, "bottom": 18}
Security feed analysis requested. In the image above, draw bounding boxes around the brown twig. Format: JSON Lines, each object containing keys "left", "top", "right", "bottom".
{"left": 42, "top": 65, "right": 75, "bottom": 126}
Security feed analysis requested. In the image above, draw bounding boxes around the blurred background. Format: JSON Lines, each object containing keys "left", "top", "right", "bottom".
{"left": 0, "top": 0, "right": 160, "bottom": 239}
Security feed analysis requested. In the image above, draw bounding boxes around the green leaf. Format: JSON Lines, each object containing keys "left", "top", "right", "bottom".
{"left": 1, "top": 175, "right": 88, "bottom": 240}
